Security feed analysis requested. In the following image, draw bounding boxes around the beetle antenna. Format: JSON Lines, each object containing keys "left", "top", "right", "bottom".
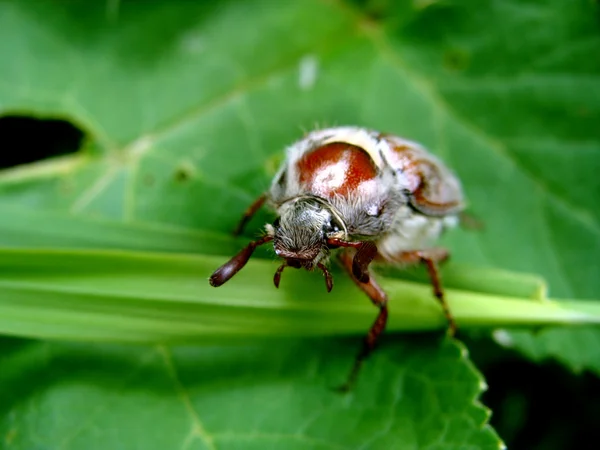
{"left": 209, "top": 235, "right": 273, "bottom": 287}
{"left": 273, "top": 263, "right": 287, "bottom": 288}
{"left": 317, "top": 262, "right": 334, "bottom": 292}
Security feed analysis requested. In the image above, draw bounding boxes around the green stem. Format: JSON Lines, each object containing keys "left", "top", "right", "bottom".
{"left": 0, "top": 248, "right": 598, "bottom": 343}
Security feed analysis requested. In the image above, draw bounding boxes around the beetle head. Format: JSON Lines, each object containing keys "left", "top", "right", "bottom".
{"left": 209, "top": 196, "right": 348, "bottom": 293}
{"left": 269, "top": 197, "right": 346, "bottom": 290}
{"left": 272, "top": 197, "right": 345, "bottom": 265}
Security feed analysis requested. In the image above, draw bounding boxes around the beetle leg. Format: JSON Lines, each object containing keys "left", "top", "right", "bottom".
{"left": 352, "top": 241, "right": 378, "bottom": 282}
{"left": 326, "top": 238, "right": 377, "bottom": 283}
{"left": 383, "top": 248, "right": 455, "bottom": 335}
{"left": 458, "top": 211, "right": 484, "bottom": 230}
{"left": 337, "top": 249, "right": 388, "bottom": 391}
{"left": 316, "top": 262, "right": 334, "bottom": 292}
{"left": 233, "top": 194, "right": 267, "bottom": 236}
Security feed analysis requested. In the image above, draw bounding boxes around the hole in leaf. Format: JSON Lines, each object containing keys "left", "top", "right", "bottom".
{"left": 173, "top": 161, "right": 196, "bottom": 183}
{"left": 0, "top": 115, "right": 85, "bottom": 170}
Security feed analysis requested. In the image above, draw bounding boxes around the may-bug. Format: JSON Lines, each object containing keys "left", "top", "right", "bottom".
{"left": 210, "top": 126, "right": 464, "bottom": 388}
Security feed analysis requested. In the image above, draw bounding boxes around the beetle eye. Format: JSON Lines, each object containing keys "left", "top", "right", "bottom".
{"left": 273, "top": 217, "right": 281, "bottom": 229}
{"left": 323, "top": 217, "right": 343, "bottom": 234}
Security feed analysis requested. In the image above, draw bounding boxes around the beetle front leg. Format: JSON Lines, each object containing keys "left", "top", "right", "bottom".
{"left": 337, "top": 248, "right": 388, "bottom": 391}
{"left": 233, "top": 193, "right": 267, "bottom": 236}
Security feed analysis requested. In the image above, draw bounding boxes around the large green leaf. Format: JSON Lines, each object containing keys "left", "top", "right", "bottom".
{"left": 1, "top": 337, "right": 501, "bottom": 450}
{"left": 1, "top": 0, "right": 598, "bottom": 295}
{"left": 1, "top": 0, "right": 599, "bottom": 447}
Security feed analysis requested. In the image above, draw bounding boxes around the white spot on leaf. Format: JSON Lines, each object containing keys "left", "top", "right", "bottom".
{"left": 180, "top": 31, "right": 205, "bottom": 54}
{"left": 298, "top": 55, "right": 319, "bottom": 90}
{"left": 127, "top": 136, "right": 154, "bottom": 158}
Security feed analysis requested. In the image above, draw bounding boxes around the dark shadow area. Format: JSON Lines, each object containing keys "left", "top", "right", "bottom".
{"left": 0, "top": 115, "right": 85, "bottom": 169}
{"left": 468, "top": 336, "right": 600, "bottom": 450}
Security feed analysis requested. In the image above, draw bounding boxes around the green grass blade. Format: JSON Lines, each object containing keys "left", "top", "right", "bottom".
{"left": 0, "top": 248, "right": 598, "bottom": 343}
{"left": 0, "top": 204, "right": 547, "bottom": 301}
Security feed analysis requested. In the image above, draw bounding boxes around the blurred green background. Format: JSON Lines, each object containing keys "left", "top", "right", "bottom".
{"left": 1, "top": 0, "right": 599, "bottom": 448}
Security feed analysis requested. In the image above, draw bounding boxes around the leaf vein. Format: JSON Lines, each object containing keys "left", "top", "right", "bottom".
{"left": 157, "top": 345, "right": 217, "bottom": 450}
{"left": 214, "top": 432, "right": 346, "bottom": 450}
{"left": 371, "top": 37, "right": 600, "bottom": 238}
{"left": 328, "top": 0, "right": 600, "bottom": 238}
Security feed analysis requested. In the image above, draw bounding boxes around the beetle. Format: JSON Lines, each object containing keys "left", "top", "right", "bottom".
{"left": 209, "top": 126, "right": 465, "bottom": 388}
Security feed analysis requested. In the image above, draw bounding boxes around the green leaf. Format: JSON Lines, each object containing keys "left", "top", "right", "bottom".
{"left": 1, "top": 337, "right": 501, "bottom": 450}
{"left": 1, "top": 0, "right": 599, "bottom": 446}
{"left": 492, "top": 326, "right": 600, "bottom": 377}
{"left": 0, "top": 203, "right": 235, "bottom": 255}
{"left": 1, "top": 247, "right": 599, "bottom": 343}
